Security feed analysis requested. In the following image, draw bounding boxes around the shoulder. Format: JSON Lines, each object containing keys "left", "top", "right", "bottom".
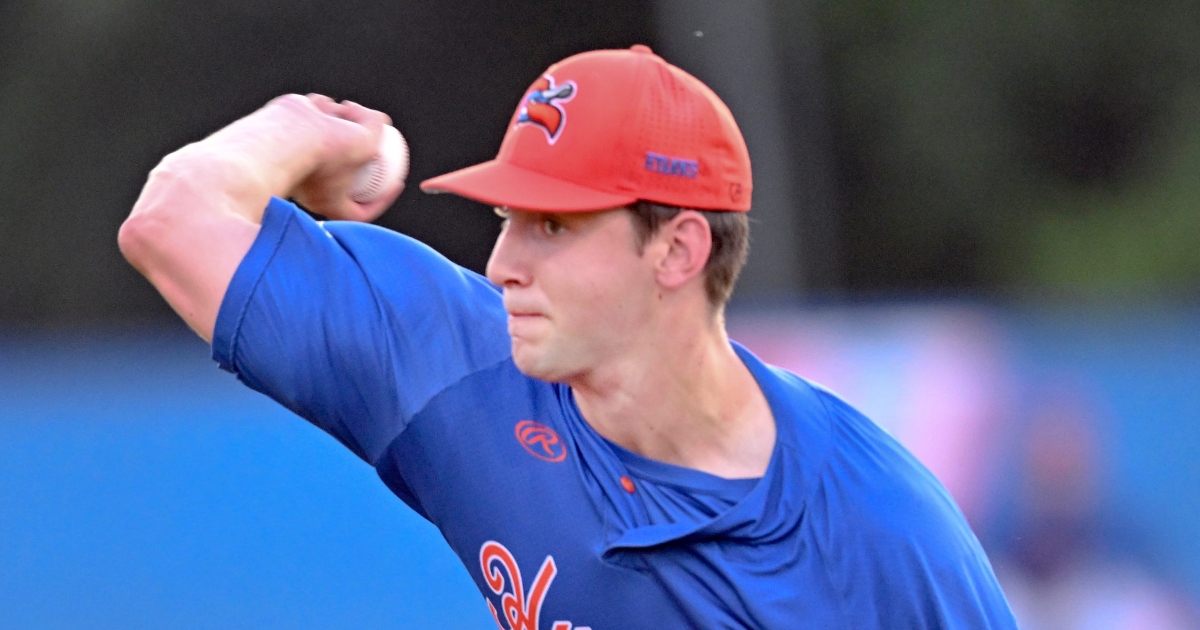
{"left": 725, "top": 345, "right": 1014, "bottom": 625}
{"left": 759, "top": 368, "right": 969, "bottom": 541}
{"left": 324, "top": 216, "right": 493, "bottom": 286}
{"left": 319, "top": 216, "right": 444, "bottom": 265}
{"left": 733, "top": 344, "right": 951, "bottom": 528}
{"left": 808, "top": 384, "right": 974, "bottom": 555}
{"left": 802, "top": 387, "right": 1016, "bottom": 627}
{"left": 261, "top": 198, "right": 495, "bottom": 291}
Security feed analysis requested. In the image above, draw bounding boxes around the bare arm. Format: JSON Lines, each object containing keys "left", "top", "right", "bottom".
{"left": 118, "top": 94, "right": 398, "bottom": 341}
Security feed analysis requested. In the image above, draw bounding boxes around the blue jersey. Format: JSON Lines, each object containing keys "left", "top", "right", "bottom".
{"left": 212, "top": 198, "right": 1016, "bottom": 629}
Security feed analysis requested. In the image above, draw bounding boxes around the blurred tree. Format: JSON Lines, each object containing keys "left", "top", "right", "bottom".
{"left": 786, "top": 0, "right": 1200, "bottom": 295}
{"left": 5, "top": 0, "right": 1200, "bottom": 326}
{"left": 1020, "top": 99, "right": 1200, "bottom": 295}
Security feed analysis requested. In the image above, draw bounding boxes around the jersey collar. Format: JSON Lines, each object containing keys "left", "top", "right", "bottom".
{"left": 560, "top": 342, "right": 836, "bottom": 554}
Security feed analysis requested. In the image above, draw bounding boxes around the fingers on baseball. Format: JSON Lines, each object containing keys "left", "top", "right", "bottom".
{"left": 340, "top": 101, "right": 391, "bottom": 136}
{"left": 305, "top": 93, "right": 339, "bottom": 115}
{"left": 267, "top": 93, "right": 324, "bottom": 120}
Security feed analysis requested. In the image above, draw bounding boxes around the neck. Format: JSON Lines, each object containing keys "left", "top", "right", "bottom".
{"left": 569, "top": 309, "right": 775, "bottom": 479}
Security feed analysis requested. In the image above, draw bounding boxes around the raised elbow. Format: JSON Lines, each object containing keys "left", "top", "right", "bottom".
{"left": 117, "top": 210, "right": 159, "bottom": 271}
{"left": 118, "top": 155, "right": 196, "bottom": 270}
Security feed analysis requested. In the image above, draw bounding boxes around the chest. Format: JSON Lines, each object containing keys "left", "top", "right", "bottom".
{"left": 373, "top": 369, "right": 830, "bottom": 629}
{"left": 382, "top": 408, "right": 678, "bottom": 629}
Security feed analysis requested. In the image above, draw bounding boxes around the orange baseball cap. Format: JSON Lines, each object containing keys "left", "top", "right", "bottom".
{"left": 420, "top": 45, "right": 752, "bottom": 212}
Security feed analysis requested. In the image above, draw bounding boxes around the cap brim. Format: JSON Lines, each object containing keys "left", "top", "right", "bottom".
{"left": 420, "top": 160, "right": 637, "bottom": 212}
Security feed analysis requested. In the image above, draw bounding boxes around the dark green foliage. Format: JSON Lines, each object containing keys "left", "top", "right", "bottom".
{"left": 777, "top": 0, "right": 1200, "bottom": 295}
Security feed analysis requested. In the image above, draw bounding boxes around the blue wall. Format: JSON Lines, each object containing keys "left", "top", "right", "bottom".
{"left": 1004, "top": 308, "right": 1200, "bottom": 594}
{"left": 2, "top": 306, "right": 1198, "bottom": 627}
{"left": 0, "top": 331, "right": 492, "bottom": 629}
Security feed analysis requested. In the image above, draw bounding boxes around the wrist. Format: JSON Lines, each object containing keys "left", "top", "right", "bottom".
{"left": 199, "top": 95, "right": 329, "bottom": 201}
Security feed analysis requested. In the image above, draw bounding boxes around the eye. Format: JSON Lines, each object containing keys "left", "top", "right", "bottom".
{"left": 541, "top": 217, "right": 564, "bottom": 236}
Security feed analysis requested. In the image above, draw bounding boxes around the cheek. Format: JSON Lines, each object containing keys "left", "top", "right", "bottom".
{"left": 558, "top": 259, "right": 653, "bottom": 332}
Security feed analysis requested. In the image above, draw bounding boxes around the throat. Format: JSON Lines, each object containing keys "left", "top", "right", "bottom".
{"left": 569, "top": 342, "right": 776, "bottom": 479}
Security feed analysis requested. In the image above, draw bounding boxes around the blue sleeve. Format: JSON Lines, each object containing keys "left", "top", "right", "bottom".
{"left": 212, "top": 197, "right": 512, "bottom": 465}
{"left": 813, "top": 391, "right": 1018, "bottom": 629}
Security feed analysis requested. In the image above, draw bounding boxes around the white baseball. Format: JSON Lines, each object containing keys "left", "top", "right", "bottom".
{"left": 349, "top": 124, "right": 409, "bottom": 203}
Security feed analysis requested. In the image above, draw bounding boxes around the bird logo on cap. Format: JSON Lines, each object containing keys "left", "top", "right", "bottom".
{"left": 516, "top": 75, "right": 576, "bottom": 144}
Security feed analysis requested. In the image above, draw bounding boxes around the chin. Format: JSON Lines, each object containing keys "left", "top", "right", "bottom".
{"left": 510, "top": 340, "right": 577, "bottom": 383}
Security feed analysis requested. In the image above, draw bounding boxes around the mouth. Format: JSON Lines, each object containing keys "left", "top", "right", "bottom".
{"left": 507, "top": 312, "right": 548, "bottom": 334}
{"left": 503, "top": 301, "right": 546, "bottom": 319}
{"left": 503, "top": 293, "right": 548, "bottom": 324}
{"left": 505, "top": 310, "right": 547, "bottom": 338}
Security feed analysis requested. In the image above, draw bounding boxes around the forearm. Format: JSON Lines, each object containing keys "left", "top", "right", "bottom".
{"left": 119, "top": 97, "right": 327, "bottom": 341}
{"left": 118, "top": 94, "right": 390, "bottom": 341}
{"left": 129, "top": 96, "right": 326, "bottom": 229}
{"left": 117, "top": 160, "right": 262, "bottom": 342}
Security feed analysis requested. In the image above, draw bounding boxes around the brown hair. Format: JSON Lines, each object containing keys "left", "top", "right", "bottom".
{"left": 627, "top": 201, "right": 750, "bottom": 307}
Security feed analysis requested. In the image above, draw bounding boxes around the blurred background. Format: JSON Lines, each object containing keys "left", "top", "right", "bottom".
{"left": 1, "top": 0, "right": 1198, "bottom": 627}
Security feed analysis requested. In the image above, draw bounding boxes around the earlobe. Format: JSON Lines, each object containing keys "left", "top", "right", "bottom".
{"left": 656, "top": 211, "right": 712, "bottom": 291}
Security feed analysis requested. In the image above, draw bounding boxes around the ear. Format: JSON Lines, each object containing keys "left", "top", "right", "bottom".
{"left": 653, "top": 210, "right": 712, "bottom": 292}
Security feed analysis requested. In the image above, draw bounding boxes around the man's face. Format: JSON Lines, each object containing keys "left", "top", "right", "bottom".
{"left": 486, "top": 207, "right": 657, "bottom": 382}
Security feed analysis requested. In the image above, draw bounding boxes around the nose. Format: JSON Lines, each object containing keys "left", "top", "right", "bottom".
{"left": 486, "top": 222, "right": 531, "bottom": 289}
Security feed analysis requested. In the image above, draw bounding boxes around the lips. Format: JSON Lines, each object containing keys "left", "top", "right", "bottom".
{"left": 503, "top": 292, "right": 549, "bottom": 336}
{"left": 502, "top": 298, "right": 546, "bottom": 319}
{"left": 506, "top": 312, "right": 547, "bottom": 330}
{"left": 504, "top": 302, "right": 547, "bottom": 339}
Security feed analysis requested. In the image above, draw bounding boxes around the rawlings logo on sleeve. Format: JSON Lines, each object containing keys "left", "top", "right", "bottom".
{"left": 515, "top": 420, "right": 567, "bottom": 462}
{"left": 480, "top": 540, "right": 588, "bottom": 630}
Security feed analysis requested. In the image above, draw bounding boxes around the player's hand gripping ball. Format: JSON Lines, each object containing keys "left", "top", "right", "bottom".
{"left": 350, "top": 124, "right": 409, "bottom": 203}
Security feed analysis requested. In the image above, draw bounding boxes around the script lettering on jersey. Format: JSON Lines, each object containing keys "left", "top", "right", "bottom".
{"left": 480, "top": 541, "right": 586, "bottom": 630}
